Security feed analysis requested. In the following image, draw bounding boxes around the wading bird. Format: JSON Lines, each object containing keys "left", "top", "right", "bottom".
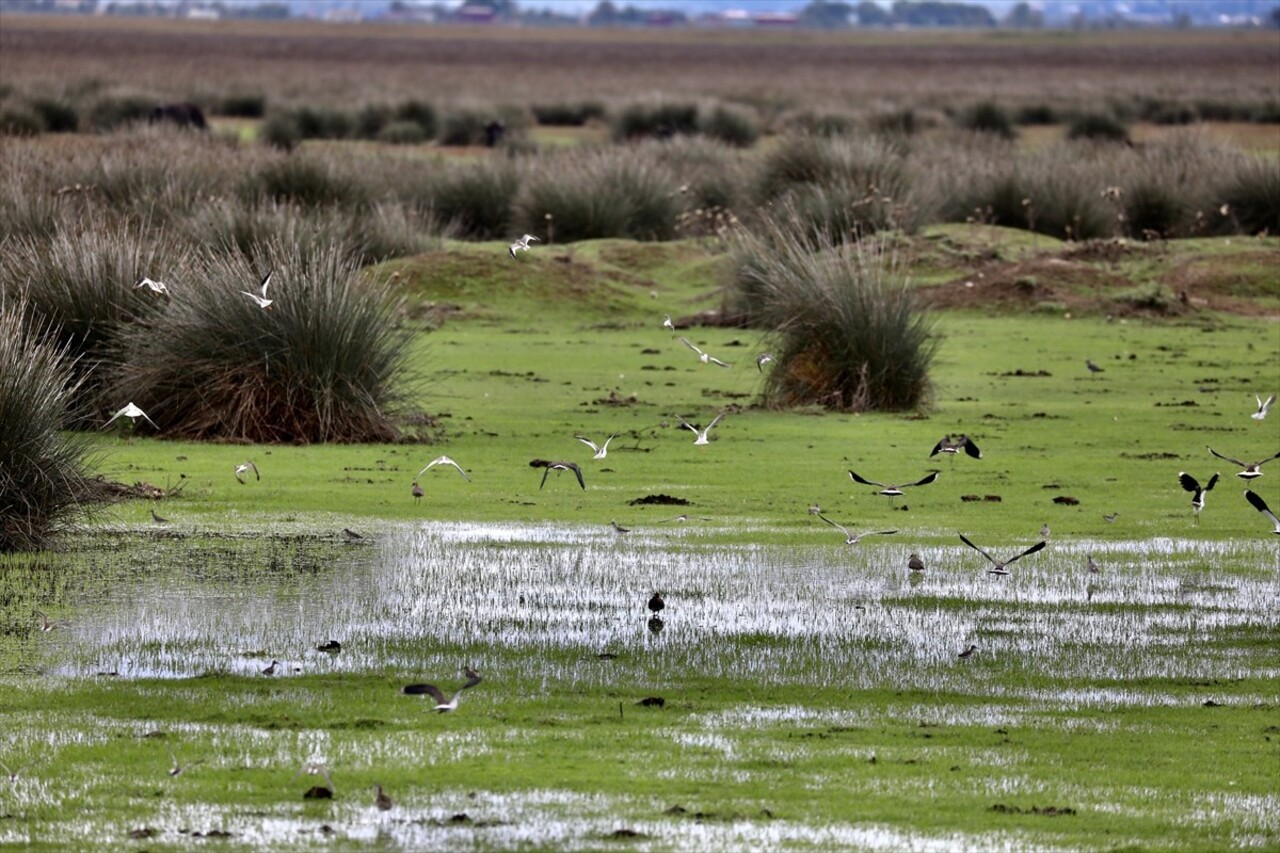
{"left": 610, "top": 520, "right": 630, "bottom": 534}
{"left": 1207, "top": 447, "right": 1280, "bottom": 480}
{"left": 576, "top": 434, "right": 616, "bottom": 460}
{"left": 676, "top": 412, "right": 725, "bottom": 446}
{"left": 756, "top": 353, "right": 774, "bottom": 372}
{"left": 105, "top": 402, "right": 158, "bottom": 430}
{"left": 958, "top": 644, "right": 978, "bottom": 659}
{"left": 508, "top": 234, "right": 539, "bottom": 259}
{"left": 647, "top": 592, "right": 665, "bottom": 616}
{"left": 958, "top": 533, "right": 1046, "bottom": 575}
{"left": 316, "top": 640, "right": 342, "bottom": 653}
{"left": 1086, "top": 359, "right": 1105, "bottom": 377}
{"left": 150, "top": 509, "right": 169, "bottom": 525}
{"left": 816, "top": 514, "right": 897, "bottom": 546}
{"left": 1178, "top": 471, "right": 1219, "bottom": 523}
{"left": 1087, "top": 554, "right": 1100, "bottom": 574}
{"left": 678, "top": 337, "right": 731, "bottom": 368}
{"left": 848, "top": 469, "right": 940, "bottom": 498}
{"left": 662, "top": 314, "right": 676, "bottom": 337}
{"left": 1040, "top": 522, "right": 1051, "bottom": 540}
{"left": 1244, "top": 490, "right": 1280, "bottom": 534}
{"left": 908, "top": 553, "right": 926, "bottom": 573}
{"left": 240, "top": 270, "right": 273, "bottom": 309}
{"left": 415, "top": 455, "right": 471, "bottom": 482}
{"left": 412, "top": 482, "right": 424, "bottom": 504}
{"left": 375, "top": 784, "right": 393, "bottom": 811}
{"left": 234, "top": 460, "right": 259, "bottom": 484}
{"left": 134, "top": 276, "right": 169, "bottom": 295}
{"left": 1253, "top": 394, "right": 1275, "bottom": 422}
{"left": 930, "top": 434, "right": 982, "bottom": 460}
{"left": 403, "top": 667, "right": 483, "bottom": 713}
{"left": 261, "top": 659, "right": 279, "bottom": 676}
{"left": 531, "top": 460, "right": 585, "bottom": 490}
{"left": 342, "top": 528, "right": 363, "bottom": 541}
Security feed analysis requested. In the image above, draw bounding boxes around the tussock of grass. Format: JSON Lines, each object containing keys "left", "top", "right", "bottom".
{"left": 0, "top": 300, "right": 94, "bottom": 552}
{"left": 731, "top": 222, "right": 935, "bottom": 412}
{"left": 111, "top": 241, "right": 410, "bottom": 443}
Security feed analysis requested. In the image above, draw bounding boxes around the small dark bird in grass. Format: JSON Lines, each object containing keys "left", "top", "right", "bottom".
{"left": 342, "top": 528, "right": 363, "bottom": 541}
{"left": 647, "top": 592, "right": 665, "bottom": 616}
{"left": 412, "top": 482, "right": 424, "bottom": 504}
{"left": 1102, "top": 512, "right": 1118, "bottom": 523}
{"left": 908, "top": 553, "right": 926, "bottom": 573}
{"left": 150, "top": 509, "right": 169, "bottom": 524}
{"left": 375, "top": 784, "right": 393, "bottom": 811}
{"left": 1087, "top": 554, "right": 1100, "bottom": 574}
{"left": 958, "top": 644, "right": 978, "bottom": 659}
{"left": 262, "top": 659, "right": 279, "bottom": 676}
{"left": 610, "top": 521, "right": 630, "bottom": 534}
{"left": 1086, "top": 359, "right": 1104, "bottom": 376}
{"left": 316, "top": 640, "right": 342, "bottom": 653}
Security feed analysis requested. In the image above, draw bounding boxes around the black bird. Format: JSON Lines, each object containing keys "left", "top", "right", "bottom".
{"left": 958, "top": 533, "right": 1046, "bottom": 575}
{"left": 375, "top": 784, "right": 393, "bottom": 811}
{"left": 1086, "top": 359, "right": 1105, "bottom": 377}
{"left": 849, "top": 470, "right": 939, "bottom": 497}
{"left": 1207, "top": 447, "right": 1280, "bottom": 480}
{"left": 908, "top": 553, "right": 926, "bottom": 572}
{"left": 647, "top": 593, "right": 665, "bottom": 616}
{"left": 529, "top": 459, "right": 585, "bottom": 490}
{"left": 316, "top": 640, "right": 342, "bottom": 653}
{"left": 403, "top": 667, "right": 483, "bottom": 712}
{"left": 930, "top": 434, "right": 982, "bottom": 460}
{"left": 261, "top": 659, "right": 279, "bottom": 676}
{"left": 958, "top": 644, "right": 978, "bottom": 659}
{"left": 1244, "top": 490, "right": 1280, "bottom": 534}
{"left": 342, "top": 528, "right": 363, "bottom": 541}
{"left": 1178, "top": 471, "right": 1219, "bottom": 523}
{"left": 150, "top": 509, "right": 169, "bottom": 525}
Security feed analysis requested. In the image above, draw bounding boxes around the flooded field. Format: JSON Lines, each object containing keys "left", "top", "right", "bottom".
{"left": 2, "top": 524, "right": 1277, "bottom": 849}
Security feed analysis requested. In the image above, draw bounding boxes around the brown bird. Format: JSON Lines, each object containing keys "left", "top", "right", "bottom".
{"left": 150, "top": 508, "right": 169, "bottom": 524}
{"left": 375, "top": 784, "right": 393, "bottom": 811}
{"left": 958, "top": 644, "right": 978, "bottom": 659}
{"left": 529, "top": 459, "right": 585, "bottom": 490}
{"left": 908, "top": 553, "right": 926, "bottom": 572}
{"left": 412, "top": 482, "right": 424, "bottom": 504}
{"left": 261, "top": 660, "right": 279, "bottom": 676}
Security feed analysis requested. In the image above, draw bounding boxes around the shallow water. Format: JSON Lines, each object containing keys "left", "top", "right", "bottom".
{"left": 12, "top": 522, "right": 1279, "bottom": 695}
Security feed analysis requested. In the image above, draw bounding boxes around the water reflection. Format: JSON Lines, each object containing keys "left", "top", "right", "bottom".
{"left": 5, "top": 523, "right": 1276, "bottom": 694}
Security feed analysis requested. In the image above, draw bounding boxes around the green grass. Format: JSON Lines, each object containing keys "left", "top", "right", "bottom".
{"left": 2, "top": 229, "right": 1278, "bottom": 849}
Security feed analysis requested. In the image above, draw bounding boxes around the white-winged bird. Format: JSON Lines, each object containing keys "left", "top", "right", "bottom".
{"left": 576, "top": 434, "right": 616, "bottom": 460}
{"left": 816, "top": 514, "right": 897, "bottom": 545}
{"left": 240, "top": 270, "right": 273, "bottom": 309}
{"left": 234, "top": 460, "right": 259, "bottom": 484}
{"left": 1253, "top": 394, "right": 1275, "bottom": 422}
{"left": 415, "top": 455, "right": 471, "bottom": 482}
{"left": 105, "top": 402, "right": 158, "bottom": 430}
{"left": 678, "top": 336, "right": 731, "bottom": 368}
{"left": 508, "top": 234, "right": 539, "bottom": 259}
{"left": 849, "top": 469, "right": 939, "bottom": 498}
{"left": 676, "top": 413, "right": 725, "bottom": 446}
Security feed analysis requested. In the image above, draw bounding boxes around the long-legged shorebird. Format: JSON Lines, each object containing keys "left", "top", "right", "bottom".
{"left": 676, "top": 413, "right": 724, "bottom": 446}
{"left": 647, "top": 592, "right": 665, "bottom": 616}
{"left": 816, "top": 514, "right": 897, "bottom": 545}
{"left": 1178, "top": 471, "right": 1219, "bottom": 523}
{"left": 930, "top": 434, "right": 982, "bottom": 460}
{"left": 1087, "top": 554, "right": 1100, "bottom": 574}
{"left": 849, "top": 469, "right": 939, "bottom": 497}
{"left": 150, "top": 509, "right": 169, "bottom": 525}
{"left": 412, "top": 482, "right": 424, "bottom": 504}
{"left": 234, "top": 460, "right": 259, "bottom": 484}
{"left": 134, "top": 276, "right": 170, "bottom": 295}
{"left": 261, "top": 659, "right": 279, "bottom": 676}
{"left": 1244, "top": 490, "right": 1280, "bottom": 534}
{"left": 678, "top": 337, "right": 731, "bottom": 368}
{"left": 105, "top": 402, "right": 158, "bottom": 430}
{"left": 1086, "top": 359, "right": 1104, "bottom": 377}
{"left": 240, "top": 270, "right": 273, "bottom": 309}
{"left": 508, "top": 234, "right": 539, "bottom": 259}
{"left": 1253, "top": 394, "right": 1275, "bottom": 422}
{"left": 1207, "top": 447, "right": 1280, "bottom": 480}
{"left": 958, "top": 533, "right": 1046, "bottom": 575}
{"left": 531, "top": 460, "right": 585, "bottom": 490}
{"left": 415, "top": 455, "right": 471, "bottom": 482}
{"left": 958, "top": 644, "right": 978, "bottom": 659}
{"left": 403, "top": 667, "right": 482, "bottom": 712}
{"left": 576, "top": 434, "right": 616, "bottom": 460}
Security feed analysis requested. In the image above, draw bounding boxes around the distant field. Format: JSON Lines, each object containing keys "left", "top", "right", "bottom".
{"left": 1, "top": 14, "right": 1277, "bottom": 113}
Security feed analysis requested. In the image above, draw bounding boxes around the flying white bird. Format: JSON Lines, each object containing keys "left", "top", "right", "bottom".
{"left": 816, "top": 514, "right": 897, "bottom": 545}
{"left": 402, "top": 668, "right": 482, "bottom": 712}
{"left": 234, "top": 460, "right": 259, "bottom": 484}
{"left": 848, "top": 469, "right": 939, "bottom": 497}
{"left": 1253, "top": 394, "right": 1275, "bottom": 422}
{"left": 575, "top": 434, "right": 616, "bottom": 460}
{"left": 134, "top": 276, "right": 169, "bottom": 295}
{"left": 678, "top": 337, "right": 731, "bottom": 368}
{"left": 104, "top": 402, "right": 157, "bottom": 430}
{"left": 756, "top": 353, "right": 775, "bottom": 372}
{"left": 240, "top": 270, "right": 273, "bottom": 309}
{"left": 291, "top": 763, "right": 335, "bottom": 791}
{"left": 676, "top": 412, "right": 725, "bottom": 446}
{"left": 508, "top": 234, "right": 539, "bottom": 259}
{"left": 662, "top": 314, "right": 676, "bottom": 337}
{"left": 414, "top": 455, "right": 471, "bottom": 482}
{"left": 1244, "top": 489, "right": 1280, "bottom": 534}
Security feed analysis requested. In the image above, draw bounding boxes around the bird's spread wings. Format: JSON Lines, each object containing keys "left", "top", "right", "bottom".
{"left": 678, "top": 337, "right": 703, "bottom": 356}
{"left": 817, "top": 514, "right": 851, "bottom": 537}
{"left": 1204, "top": 473, "right": 1220, "bottom": 491}
{"left": 704, "top": 412, "right": 725, "bottom": 432}
{"left": 1207, "top": 447, "right": 1246, "bottom": 467}
{"left": 1007, "top": 540, "right": 1047, "bottom": 566}
{"left": 848, "top": 470, "right": 883, "bottom": 488}
{"left": 1244, "top": 489, "right": 1280, "bottom": 531}
{"left": 565, "top": 462, "right": 585, "bottom": 490}
{"left": 909, "top": 471, "right": 940, "bottom": 487}
{"left": 403, "top": 683, "right": 447, "bottom": 703}
{"left": 575, "top": 436, "right": 600, "bottom": 452}
{"left": 676, "top": 415, "right": 700, "bottom": 435}
{"left": 958, "top": 533, "right": 997, "bottom": 565}
{"left": 1178, "top": 472, "right": 1200, "bottom": 493}
{"left": 960, "top": 436, "right": 982, "bottom": 459}
{"left": 259, "top": 270, "right": 272, "bottom": 297}
{"left": 707, "top": 356, "right": 731, "bottom": 368}
{"left": 418, "top": 455, "right": 470, "bottom": 481}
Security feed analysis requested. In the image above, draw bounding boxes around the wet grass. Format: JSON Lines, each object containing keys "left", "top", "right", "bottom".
{"left": 2, "top": 229, "right": 1278, "bottom": 849}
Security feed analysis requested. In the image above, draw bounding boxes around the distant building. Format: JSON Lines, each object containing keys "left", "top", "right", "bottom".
{"left": 455, "top": 3, "right": 497, "bottom": 23}
{"left": 754, "top": 11, "right": 798, "bottom": 26}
